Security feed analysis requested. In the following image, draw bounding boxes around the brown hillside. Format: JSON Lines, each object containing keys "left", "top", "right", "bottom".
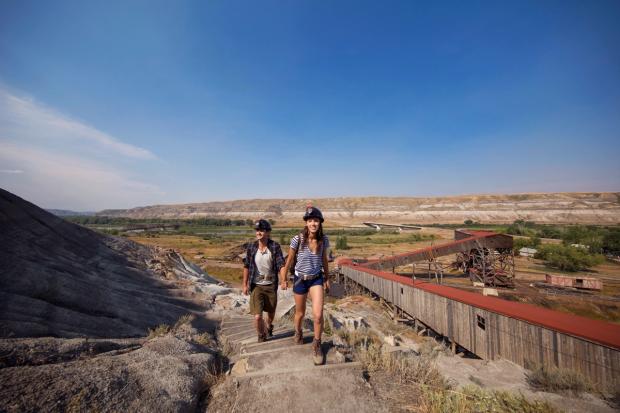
{"left": 98, "top": 192, "right": 620, "bottom": 225}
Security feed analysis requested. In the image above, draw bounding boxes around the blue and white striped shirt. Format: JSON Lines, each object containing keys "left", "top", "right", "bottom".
{"left": 290, "top": 234, "right": 330, "bottom": 276}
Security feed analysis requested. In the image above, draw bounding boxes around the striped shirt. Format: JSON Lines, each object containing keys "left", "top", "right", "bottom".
{"left": 290, "top": 234, "right": 330, "bottom": 276}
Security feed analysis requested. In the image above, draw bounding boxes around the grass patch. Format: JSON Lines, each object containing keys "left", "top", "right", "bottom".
{"left": 147, "top": 314, "right": 196, "bottom": 339}
{"left": 323, "top": 315, "right": 333, "bottom": 335}
{"left": 353, "top": 233, "right": 436, "bottom": 245}
{"left": 147, "top": 324, "right": 171, "bottom": 338}
{"left": 357, "top": 343, "right": 447, "bottom": 387}
{"left": 194, "top": 332, "right": 217, "bottom": 347}
{"left": 420, "top": 385, "right": 560, "bottom": 413}
{"left": 357, "top": 343, "right": 558, "bottom": 412}
{"left": 174, "top": 313, "right": 195, "bottom": 329}
{"left": 204, "top": 265, "right": 243, "bottom": 285}
{"left": 526, "top": 363, "right": 593, "bottom": 395}
{"left": 335, "top": 326, "right": 379, "bottom": 348}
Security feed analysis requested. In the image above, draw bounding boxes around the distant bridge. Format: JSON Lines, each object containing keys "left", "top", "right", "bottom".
{"left": 362, "top": 222, "right": 422, "bottom": 232}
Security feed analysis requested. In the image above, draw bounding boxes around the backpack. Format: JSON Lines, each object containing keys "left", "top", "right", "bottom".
{"left": 289, "top": 233, "right": 303, "bottom": 276}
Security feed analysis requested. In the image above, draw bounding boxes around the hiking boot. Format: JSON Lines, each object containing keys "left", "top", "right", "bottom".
{"left": 258, "top": 333, "right": 267, "bottom": 343}
{"left": 312, "top": 338, "right": 324, "bottom": 365}
{"left": 266, "top": 324, "right": 274, "bottom": 338}
{"left": 293, "top": 329, "right": 303, "bottom": 345}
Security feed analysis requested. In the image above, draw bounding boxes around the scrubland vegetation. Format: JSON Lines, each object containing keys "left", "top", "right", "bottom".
{"left": 504, "top": 220, "right": 620, "bottom": 255}
{"left": 525, "top": 362, "right": 593, "bottom": 396}
{"left": 534, "top": 244, "right": 605, "bottom": 272}
{"left": 352, "top": 339, "right": 558, "bottom": 413}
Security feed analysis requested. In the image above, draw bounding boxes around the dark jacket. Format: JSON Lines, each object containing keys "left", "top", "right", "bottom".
{"left": 243, "top": 239, "right": 285, "bottom": 291}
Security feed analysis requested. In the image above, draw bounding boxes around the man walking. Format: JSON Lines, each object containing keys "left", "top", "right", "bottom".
{"left": 243, "top": 219, "right": 285, "bottom": 342}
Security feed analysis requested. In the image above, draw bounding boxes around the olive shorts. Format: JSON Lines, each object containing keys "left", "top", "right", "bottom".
{"left": 249, "top": 284, "right": 277, "bottom": 315}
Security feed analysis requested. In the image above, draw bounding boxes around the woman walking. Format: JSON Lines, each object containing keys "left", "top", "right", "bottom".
{"left": 280, "top": 206, "right": 330, "bottom": 365}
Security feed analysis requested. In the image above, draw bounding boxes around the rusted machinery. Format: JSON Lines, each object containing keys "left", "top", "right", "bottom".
{"left": 366, "top": 229, "right": 515, "bottom": 288}
{"left": 455, "top": 244, "right": 515, "bottom": 287}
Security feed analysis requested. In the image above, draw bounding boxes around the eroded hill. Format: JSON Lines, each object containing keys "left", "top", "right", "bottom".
{"left": 99, "top": 192, "right": 620, "bottom": 224}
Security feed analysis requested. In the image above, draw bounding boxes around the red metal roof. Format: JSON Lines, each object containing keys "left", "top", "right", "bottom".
{"left": 340, "top": 248, "right": 620, "bottom": 350}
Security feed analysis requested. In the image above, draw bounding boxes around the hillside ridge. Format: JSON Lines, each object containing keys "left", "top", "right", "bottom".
{"left": 98, "top": 192, "right": 620, "bottom": 224}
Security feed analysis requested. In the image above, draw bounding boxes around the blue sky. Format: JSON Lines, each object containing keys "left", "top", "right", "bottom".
{"left": 1, "top": 1, "right": 619, "bottom": 210}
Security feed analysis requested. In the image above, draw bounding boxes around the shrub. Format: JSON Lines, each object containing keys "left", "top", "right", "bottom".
{"left": 147, "top": 324, "right": 170, "bottom": 338}
{"left": 336, "top": 327, "right": 378, "bottom": 348}
{"left": 535, "top": 244, "right": 604, "bottom": 271}
{"left": 526, "top": 363, "right": 593, "bottom": 395}
{"left": 174, "top": 313, "right": 195, "bottom": 330}
{"left": 561, "top": 225, "right": 604, "bottom": 253}
{"left": 506, "top": 220, "right": 537, "bottom": 237}
{"left": 514, "top": 237, "right": 541, "bottom": 251}
{"left": 357, "top": 343, "right": 447, "bottom": 387}
{"left": 602, "top": 229, "right": 620, "bottom": 255}
{"left": 539, "top": 226, "right": 563, "bottom": 239}
{"left": 336, "top": 236, "right": 350, "bottom": 250}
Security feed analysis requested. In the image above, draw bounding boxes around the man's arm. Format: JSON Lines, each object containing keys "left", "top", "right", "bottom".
{"left": 242, "top": 267, "right": 249, "bottom": 295}
{"left": 274, "top": 243, "right": 285, "bottom": 274}
{"left": 242, "top": 246, "right": 251, "bottom": 295}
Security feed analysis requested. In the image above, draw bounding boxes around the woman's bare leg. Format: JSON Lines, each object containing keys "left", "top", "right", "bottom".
{"left": 308, "top": 285, "right": 324, "bottom": 340}
{"left": 294, "top": 293, "right": 307, "bottom": 333}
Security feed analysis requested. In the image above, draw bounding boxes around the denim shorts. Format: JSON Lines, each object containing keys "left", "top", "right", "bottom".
{"left": 293, "top": 274, "right": 324, "bottom": 295}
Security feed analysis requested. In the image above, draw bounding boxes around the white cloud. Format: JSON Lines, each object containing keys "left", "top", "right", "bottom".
{"left": 0, "top": 143, "right": 164, "bottom": 210}
{"left": 0, "top": 87, "right": 162, "bottom": 209}
{"left": 0, "top": 88, "right": 156, "bottom": 159}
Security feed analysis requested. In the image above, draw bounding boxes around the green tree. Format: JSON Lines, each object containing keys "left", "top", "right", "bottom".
{"left": 602, "top": 229, "right": 620, "bottom": 255}
{"left": 535, "top": 244, "right": 604, "bottom": 272}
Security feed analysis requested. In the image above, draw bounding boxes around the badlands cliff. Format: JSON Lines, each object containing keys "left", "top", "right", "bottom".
{"left": 99, "top": 192, "right": 620, "bottom": 224}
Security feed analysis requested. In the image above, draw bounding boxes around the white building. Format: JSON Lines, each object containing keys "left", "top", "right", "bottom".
{"left": 519, "top": 247, "right": 537, "bottom": 257}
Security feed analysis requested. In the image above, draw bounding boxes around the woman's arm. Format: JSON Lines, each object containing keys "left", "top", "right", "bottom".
{"left": 279, "top": 248, "right": 296, "bottom": 290}
{"left": 323, "top": 246, "right": 330, "bottom": 293}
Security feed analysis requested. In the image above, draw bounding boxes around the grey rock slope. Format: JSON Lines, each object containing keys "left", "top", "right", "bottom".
{"left": 0, "top": 188, "right": 206, "bottom": 338}
{"left": 0, "top": 322, "right": 218, "bottom": 413}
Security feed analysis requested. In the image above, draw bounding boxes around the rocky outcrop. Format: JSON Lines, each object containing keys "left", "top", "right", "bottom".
{"left": 0, "top": 321, "right": 217, "bottom": 413}
{"left": 0, "top": 188, "right": 208, "bottom": 339}
{"left": 98, "top": 192, "right": 620, "bottom": 224}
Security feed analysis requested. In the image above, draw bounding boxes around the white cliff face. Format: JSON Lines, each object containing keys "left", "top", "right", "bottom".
{"left": 98, "top": 193, "right": 620, "bottom": 224}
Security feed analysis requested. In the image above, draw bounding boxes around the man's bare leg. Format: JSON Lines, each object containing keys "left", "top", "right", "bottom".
{"left": 254, "top": 314, "right": 265, "bottom": 338}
